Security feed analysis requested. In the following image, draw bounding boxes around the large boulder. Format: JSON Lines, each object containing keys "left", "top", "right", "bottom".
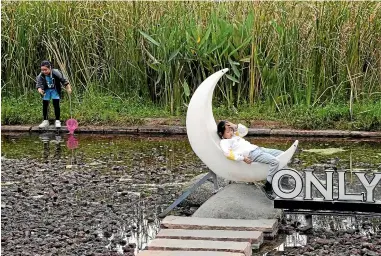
{"left": 181, "top": 173, "right": 229, "bottom": 207}
{"left": 192, "top": 183, "right": 282, "bottom": 219}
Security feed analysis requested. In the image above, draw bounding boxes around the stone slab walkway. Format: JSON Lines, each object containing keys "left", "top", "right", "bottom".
{"left": 156, "top": 229, "right": 263, "bottom": 249}
{"left": 136, "top": 215, "right": 276, "bottom": 256}
{"left": 147, "top": 239, "right": 252, "bottom": 256}
{"left": 138, "top": 251, "right": 245, "bottom": 256}
{"left": 156, "top": 229, "right": 263, "bottom": 244}
{"left": 2, "top": 125, "right": 381, "bottom": 138}
{"left": 161, "top": 216, "right": 277, "bottom": 233}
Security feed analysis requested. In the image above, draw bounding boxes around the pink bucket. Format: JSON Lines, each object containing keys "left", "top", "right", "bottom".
{"left": 66, "top": 118, "right": 78, "bottom": 134}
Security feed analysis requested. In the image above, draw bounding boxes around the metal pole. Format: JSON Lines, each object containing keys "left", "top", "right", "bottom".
{"left": 212, "top": 171, "right": 219, "bottom": 192}
{"left": 158, "top": 171, "right": 214, "bottom": 218}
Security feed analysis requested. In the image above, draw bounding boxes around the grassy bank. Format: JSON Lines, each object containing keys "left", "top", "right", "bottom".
{"left": 2, "top": 93, "right": 380, "bottom": 131}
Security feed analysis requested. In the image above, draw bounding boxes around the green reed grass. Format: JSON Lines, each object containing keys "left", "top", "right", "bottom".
{"left": 1, "top": 1, "right": 381, "bottom": 115}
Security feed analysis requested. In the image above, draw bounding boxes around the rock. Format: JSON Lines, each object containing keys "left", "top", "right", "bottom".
{"left": 350, "top": 248, "right": 360, "bottom": 254}
{"left": 123, "top": 247, "right": 134, "bottom": 253}
{"left": 118, "top": 239, "right": 126, "bottom": 246}
{"left": 362, "top": 242, "right": 375, "bottom": 250}
{"left": 89, "top": 161, "right": 102, "bottom": 166}
{"left": 315, "top": 238, "right": 331, "bottom": 245}
{"left": 193, "top": 183, "right": 282, "bottom": 219}
{"left": 103, "top": 231, "right": 112, "bottom": 238}
{"left": 181, "top": 173, "right": 229, "bottom": 207}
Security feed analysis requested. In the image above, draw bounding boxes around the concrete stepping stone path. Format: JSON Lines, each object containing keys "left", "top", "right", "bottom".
{"left": 137, "top": 216, "right": 279, "bottom": 256}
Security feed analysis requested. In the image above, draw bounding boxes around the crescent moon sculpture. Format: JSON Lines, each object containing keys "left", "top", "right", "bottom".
{"left": 186, "top": 68, "right": 298, "bottom": 182}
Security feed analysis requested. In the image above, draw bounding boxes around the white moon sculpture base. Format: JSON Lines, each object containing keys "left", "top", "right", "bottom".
{"left": 186, "top": 68, "right": 298, "bottom": 182}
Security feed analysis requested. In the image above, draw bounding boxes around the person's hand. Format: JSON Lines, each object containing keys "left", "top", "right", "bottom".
{"left": 38, "top": 88, "right": 45, "bottom": 96}
{"left": 66, "top": 85, "right": 72, "bottom": 94}
{"left": 226, "top": 121, "right": 237, "bottom": 130}
{"left": 243, "top": 157, "right": 252, "bottom": 164}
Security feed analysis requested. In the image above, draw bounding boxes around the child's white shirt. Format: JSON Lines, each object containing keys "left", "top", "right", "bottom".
{"left": 219, "top": 124, "right": 258, "bottom": 161}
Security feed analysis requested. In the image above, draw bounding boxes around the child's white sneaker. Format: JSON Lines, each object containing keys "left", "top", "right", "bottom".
{"left": 55, "top": 120, "right": 61, "bottom": 128}
{"left": 39, "top": 120, "right": 49, "bottom": 128}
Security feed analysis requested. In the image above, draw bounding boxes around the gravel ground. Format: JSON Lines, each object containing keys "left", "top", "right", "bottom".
{"left": 1, "top": 153, "right": 203, "bottom": 256}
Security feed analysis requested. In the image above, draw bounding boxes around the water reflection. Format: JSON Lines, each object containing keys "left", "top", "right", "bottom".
{"left": 97, "top": 199, "right": 162, "bottom": 254}
{"left": 39, "top": 133, "right": 62, "bottom": 160}
{"left": 261, "top": 233, "right": 308, "bottom": 256}
{"left": 284, "top": 213, "right": 380, "bottom": 234}
{"left": 37, "top": 132, "right": 80, "bottom": 164}
{"left": 130, "top": 201, "right": 161, "bottom": 254}
{"left": 274, "top": 233, "right": 308, "bottom": 252}
{"left": 285, "top": 233, "right": 307, "bottom": 248}
{"left": 66, "top": 134, "right": 79, "bottom": 165}
{"left": 312, "top": 215, "right": 380, "bottom": 235}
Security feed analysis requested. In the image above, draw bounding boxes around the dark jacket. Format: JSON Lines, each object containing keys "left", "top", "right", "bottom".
{"left": 36, "top": 69, "right": 69, "bottom": 96}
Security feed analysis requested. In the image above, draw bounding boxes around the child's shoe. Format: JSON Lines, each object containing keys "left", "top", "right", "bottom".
{"left": 261, "top": 181, "right": 275, "bottom": 200}
{"left": 39, "top": 120, "right": 49, "bottom": 128}
{"left": 55, "top": 120, "right": 61, "bottom": 128}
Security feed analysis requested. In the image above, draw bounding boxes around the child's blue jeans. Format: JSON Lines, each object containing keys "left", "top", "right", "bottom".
{"left": 248, "top": 147, "right": 284, "bottom": 183}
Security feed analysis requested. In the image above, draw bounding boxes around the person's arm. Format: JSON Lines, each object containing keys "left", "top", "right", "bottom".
{"left": 226, "top": 122, "right": 248, "bottom": 137}
{"left": 36, "top": 75, "right": 44, "bottom": 95}
{"left": 243, "top": 156, "right": 252, "bottom": 164}
{"left": 54, "top": 69, "right": 71, "bottom": 94}
{"left": 236, "top": 124, "right": 248, "bottom": 137}
{"left": 65, "top": 83, "right": 72, "bottom": 94}
{"left": 220, "top": 139, "right": 244, "bottom": 161}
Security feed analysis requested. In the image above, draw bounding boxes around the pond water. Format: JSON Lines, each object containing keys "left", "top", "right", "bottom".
{"left": 1, "top": 133, "right": 381, "bottom": 255}
{"left": 2, "top": 133, "right": 381, "bottom": 168}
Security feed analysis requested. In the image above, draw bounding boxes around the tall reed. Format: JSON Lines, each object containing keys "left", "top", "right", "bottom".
{"left": 2, "top": 1, "right": 380, "bottom": 114}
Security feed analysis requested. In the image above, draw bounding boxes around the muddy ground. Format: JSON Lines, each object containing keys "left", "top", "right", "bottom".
{"left": 2, "top": 134, "right": 381, "bottom": 255}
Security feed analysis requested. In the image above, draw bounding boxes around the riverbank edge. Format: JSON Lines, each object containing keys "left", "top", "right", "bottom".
{"left": 2, "top": 125, "right": 381, "bottom": 138}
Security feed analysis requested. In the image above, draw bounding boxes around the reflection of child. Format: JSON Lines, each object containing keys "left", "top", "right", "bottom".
{"left": 217, "top": 120, "right": 284, "bottom": 198}
{"left": 36, "top": 60, "right": 72, "bottom": 128}
{"left": 39, "top": 134, "right": 62, "bottom": 160}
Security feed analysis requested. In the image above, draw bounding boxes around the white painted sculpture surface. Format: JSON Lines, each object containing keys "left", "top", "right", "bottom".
{"left": 186, "top": 68, "right": 298, "bottom": 182}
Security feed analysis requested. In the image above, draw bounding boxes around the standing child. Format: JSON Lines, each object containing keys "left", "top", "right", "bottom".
{"left": 36, "top": 60, "right": 72, "bottom": 128}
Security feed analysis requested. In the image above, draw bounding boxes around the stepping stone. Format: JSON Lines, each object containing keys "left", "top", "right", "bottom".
{"left": 156, "top": 229, "right": 263, "bottom": 249}
{"left": 1, "top": 125, "right": 31, "bottom": 132}
{"left": 161, "top": 216, "right": 277, "bottom": 237}
{"left": 147, "top": 239, "right": 252, "bottom": 256}
{"left": 138, "top": 251, "right": 245, "bottom": 256}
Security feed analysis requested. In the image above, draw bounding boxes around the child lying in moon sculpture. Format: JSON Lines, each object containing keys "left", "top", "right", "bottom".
{"left": 217, "top": 120, "right": 284, "bottom": 199}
